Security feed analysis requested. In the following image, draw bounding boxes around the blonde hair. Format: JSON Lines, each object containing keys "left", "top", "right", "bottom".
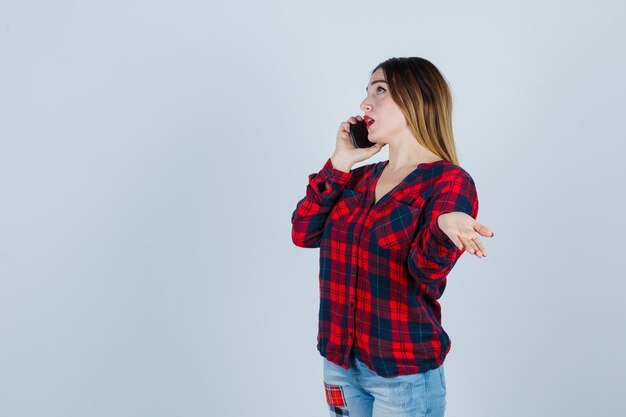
{"left": 373, "top": 57, "right": 460, "bottom": 166}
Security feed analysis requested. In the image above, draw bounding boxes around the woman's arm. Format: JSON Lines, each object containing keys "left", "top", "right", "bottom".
{"left": 407, "top": 171, "right": 482, "bottom": 284}
{"left": 290, "top": 158, "right": 353, "bottom": 248}
{"left": 292, "top": 115, "right": 385, "bottom": 248}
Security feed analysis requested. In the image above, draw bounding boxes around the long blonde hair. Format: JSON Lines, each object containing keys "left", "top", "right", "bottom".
{"left": 372, "top": 57, "right": 460, "bottom": 166}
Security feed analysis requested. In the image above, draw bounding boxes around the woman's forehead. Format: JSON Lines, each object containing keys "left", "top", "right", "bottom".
{"left": 370, "top": 68, "right": 385, "bottom": 79}
{"left": 366, "top": 68, "right": 387, "bottom": 92}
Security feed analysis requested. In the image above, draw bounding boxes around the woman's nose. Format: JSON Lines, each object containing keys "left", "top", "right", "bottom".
{"left": 360, "top": 101, "right": 372, "bottom": 112}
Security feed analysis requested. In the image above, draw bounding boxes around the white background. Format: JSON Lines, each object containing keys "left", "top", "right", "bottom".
{"left": 1, "top": 1, "right": 625, "bottom": 416}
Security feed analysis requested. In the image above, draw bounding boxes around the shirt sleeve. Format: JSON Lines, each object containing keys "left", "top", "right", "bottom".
{"left": 291, "top": 158, "right": 353, "bottom": 248}
{"left": 407, "top": 171, "right": 479, "bottom": 284}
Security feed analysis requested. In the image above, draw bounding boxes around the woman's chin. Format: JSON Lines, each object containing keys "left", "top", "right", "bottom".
{"left": 368, "top": 136, "right": 386, "bottom": 145}
{"left": 367, "top": 134, "right": 380, "bottom": 143}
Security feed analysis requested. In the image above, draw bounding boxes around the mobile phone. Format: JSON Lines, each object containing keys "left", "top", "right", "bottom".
{"left": 349, "top": 120, "right": 376, "bottom": 148}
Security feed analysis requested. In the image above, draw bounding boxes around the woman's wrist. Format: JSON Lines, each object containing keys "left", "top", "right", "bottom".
{"left": 330, "top": 154, "right": 353, "bottom": 173}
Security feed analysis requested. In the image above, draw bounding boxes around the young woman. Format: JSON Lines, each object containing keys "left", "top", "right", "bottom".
{"left": 291, "top": 57, "right": 494, "bottom": 417}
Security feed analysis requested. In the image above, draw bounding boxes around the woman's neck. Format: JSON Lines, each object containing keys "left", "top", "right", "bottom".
{"left": 386, "top": 140, "right": 442, "bottom": 172}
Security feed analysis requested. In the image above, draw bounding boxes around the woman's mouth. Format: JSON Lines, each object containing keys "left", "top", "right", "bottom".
{"left": 364, "top": 115, "right": 375, "bottom": 129}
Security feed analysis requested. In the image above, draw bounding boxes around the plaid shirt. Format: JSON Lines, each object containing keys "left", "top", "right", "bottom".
{"left": 291, "top": 157, "right": 479, "bottom": 377}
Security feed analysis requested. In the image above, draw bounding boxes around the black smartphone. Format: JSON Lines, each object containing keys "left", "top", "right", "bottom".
{"left": 349, "top": 120, "right": 376, "bottom": 148}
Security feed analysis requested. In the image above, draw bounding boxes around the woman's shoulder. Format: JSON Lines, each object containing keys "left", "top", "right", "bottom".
{"left": 430, "top": 162, "right": 479, "bottom": 208}
{"left": 436, "top": 160, "right": 475, "bottom": 184}
{"left": 416, "top": 161, "right": 477, "bottom": 200}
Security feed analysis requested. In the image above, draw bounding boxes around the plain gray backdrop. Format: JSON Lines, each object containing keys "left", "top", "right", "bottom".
{"left": 1, "top": 1, "right": 625, "bottom": 416}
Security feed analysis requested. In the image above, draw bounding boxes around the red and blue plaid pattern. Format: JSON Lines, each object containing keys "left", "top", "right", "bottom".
{"left": 292, "top": 158, "right": 479, "bottom": 377}
{"left": 324, "top": 382, "right": 347, "bottom": 408}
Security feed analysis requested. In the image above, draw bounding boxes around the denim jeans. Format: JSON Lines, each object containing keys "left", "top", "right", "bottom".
{"left": 322, "top": 349, "right": 447, "bottom": 417}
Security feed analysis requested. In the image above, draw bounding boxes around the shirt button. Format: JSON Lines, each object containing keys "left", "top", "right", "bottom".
{"left": 349, "top": 301, "right": 354, "bottom": 306}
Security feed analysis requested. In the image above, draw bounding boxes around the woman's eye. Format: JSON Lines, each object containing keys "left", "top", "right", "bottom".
{"left": 377, "top": 86, "right": 386, "bottom": 94}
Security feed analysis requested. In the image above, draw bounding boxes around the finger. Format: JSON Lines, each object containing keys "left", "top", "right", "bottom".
{"left": 450, "top": 235, "right": 465, "bottom": 251}
{"left": 473, "top": 238, "right": 488, "bottom": 257}
{"left": 474, "top": 222, "right": 494, "bottom": 237}
{"left": 461, "top": 236, "right": 480, "bottom": 256}
{"left": 467, "top": 235, "right": 484, "bottom": 257}
{"left": 443, "top": 233, "right": 464, "bottom": 251}
{"left": 338, "top": 128, "right": 350, "bottom": 138}
{"left": 459, "top": 237, "right": 473, "bottom": 253}
{"left": 480, "top": 227, "right": 494, "bottom": 237}
{"left": 347, "top": 116, "right": 358, "bottom": 124}
{"left": 467, "top": 237, "right": 482, "bottom": 256}
{"left": 341, "top": 121, "right": 351, "bottom": 133}
{"left": 356, "top": 115, "right": 363, "bottom": 121}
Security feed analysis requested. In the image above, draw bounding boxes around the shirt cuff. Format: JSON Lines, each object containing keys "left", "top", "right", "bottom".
{"left": 320, "top": 158, "right": 352, "bottom": 185}
{"left": 428, "top": 213, "right": 461, "bottom": 251}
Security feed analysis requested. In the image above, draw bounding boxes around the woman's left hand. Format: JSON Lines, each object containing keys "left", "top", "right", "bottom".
{"left": 437, "top": 212, "right": 494, "bottom": 257}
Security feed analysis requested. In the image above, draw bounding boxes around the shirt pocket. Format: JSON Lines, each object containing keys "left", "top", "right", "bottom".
{"left": 372, "top": 194, "right": 422, "bottom": 251}
{"left": 328, "top": 189, "right": 364, "bottom": 225}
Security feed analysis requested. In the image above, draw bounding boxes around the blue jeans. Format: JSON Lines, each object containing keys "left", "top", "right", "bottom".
{"left": 322, "top": 350, "right": 447, "bottom": 417}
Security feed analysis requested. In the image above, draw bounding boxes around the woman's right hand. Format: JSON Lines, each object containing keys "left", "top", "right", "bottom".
{"left": 330, "top": 115, "right": 386, "bottom": 172}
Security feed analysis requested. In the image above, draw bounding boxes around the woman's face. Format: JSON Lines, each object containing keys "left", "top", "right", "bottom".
{"left": 360, "top": 68, "right": 408, "bottom": 144}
